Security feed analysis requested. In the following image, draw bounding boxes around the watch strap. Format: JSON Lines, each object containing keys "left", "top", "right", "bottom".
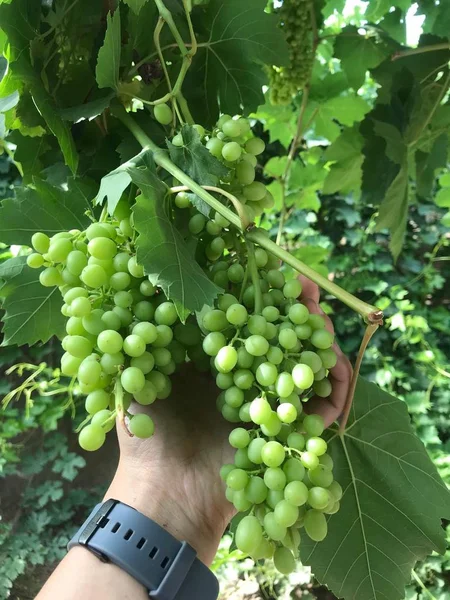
{"left": 68, "top": 499, "right": 219, "bottom": 600}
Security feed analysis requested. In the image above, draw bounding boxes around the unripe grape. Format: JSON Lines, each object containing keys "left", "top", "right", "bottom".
{"left": 32, "top": 232, "right": 50, "bottom": 254}
{"left": 154, "top": 103, "right": 173, "bottom": 125}
{"left": 245, "top": 137, "right": 265, "bottom": 155}
{"left": 222, "top": 142, "right": 241, "bottom": 162}
{"left": 79, "top": 424, "right": 106, "bottom": 451}
{"left": 121, "top": 366, "right": 145, "bottom": 394}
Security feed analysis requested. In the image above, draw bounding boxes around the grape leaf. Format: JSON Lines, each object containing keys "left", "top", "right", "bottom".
{"left": 0, "top": 177, "right": 96, "bottom": 245}
{"left": 375, "top": 160, "right": 409, "bottom": 260}
{"left": 365, "top": 0, "right": 411, "bottom": 22}
{"left": 307, "top": 95, "right": 371, "bottom": 142}
{"left": 302, "top": 378, "right": 450, "bottom": 600}
{"left": 0, "top": 0, "right": 40, "bottom": 60}
{"left": 252, "top": 99, "right": 297, "bottom": 149}
{"left": 96, "top": 9, "right": 121, "bottom": 90}
{"left": 323, "top": 127, "right": 364, "bottom": 195}
{"left": 122, "top": 0, "right": 149, "bottom": 14}
{"left": 334, "top": 27, "right": 392, "bottom": 91}
{"left": 6, "top": 131, "right": 50, "bottom": 183}
{"left": 186, "top": 0, "right": 289, "bottom": 125}
{"left": 130, "top": 157, "right": 221, "bottom": 319}
{"left": 59, "top": 93, "right": 115, "bottom": 122}
{"left": 0, "top": 256, "right": 65, "bottom": 346}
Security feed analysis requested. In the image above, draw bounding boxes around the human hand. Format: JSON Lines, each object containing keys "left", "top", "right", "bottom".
{"left": 105, "top": 277, "right": 352, "bottom": 565}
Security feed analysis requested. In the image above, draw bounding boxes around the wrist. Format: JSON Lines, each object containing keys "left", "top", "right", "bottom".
{"left": 104, "top": 460, "right": 225, "bottom": 566}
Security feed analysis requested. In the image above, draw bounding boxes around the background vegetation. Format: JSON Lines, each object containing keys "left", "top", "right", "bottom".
{"left": 0, "top": 0, "right": 449, "bottom": 599}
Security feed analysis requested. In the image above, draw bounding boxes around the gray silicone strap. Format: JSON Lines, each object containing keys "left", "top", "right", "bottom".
{"left": 68, "top": 499, "right": 219, "bottom": 600}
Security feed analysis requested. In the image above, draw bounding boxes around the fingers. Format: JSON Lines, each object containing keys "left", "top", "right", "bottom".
{"left": 299, "top": 274, "right": 320, "bottom": 304}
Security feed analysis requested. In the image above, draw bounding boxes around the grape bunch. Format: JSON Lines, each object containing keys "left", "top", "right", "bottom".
{"left": 270, "top": 0, "right": 315, "bottom": 105}
{"left": 28, "top": 110, "right": 342, "bottom": 575}
{"left": 27, "top": 202, "right": 193, "bottom": 451}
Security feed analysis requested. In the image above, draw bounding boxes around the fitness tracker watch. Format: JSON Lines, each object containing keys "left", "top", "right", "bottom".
{"left": 68, "top": 499, "right": 219, "bottom": 599}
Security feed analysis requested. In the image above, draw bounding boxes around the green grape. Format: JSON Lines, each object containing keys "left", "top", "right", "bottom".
{"left": 262, "top": 306, "right": 280, "bottom": 322}
{"left": 284, "top": 480, "right": 308, "bottom": 506}
{"left": 92, "top": 409, "right": 115, "bottom": 433}
{"left": 249, "top": 397, "right": 271, "bottom": 424}
{"left": 100, "top": 352, "right": 124, "bottom": 375}
{"left": 308, "top": 487, "right": 331, "bottom": 510}
{"left": 306, "top": 437, "right": 327, "bottom": 456}
{"left": 308, "top": 465, "right": 333, "bottom": 488}
{"left": 224, "top": 386, "right": 245, "bottom": 408}
{"left": 227, "top": 263, "right": 245, "bottom": 283}
{"left": 48, "top": 238, "right": 73, "bottom": 263}
{"left": 277, "top": 403, "right": 297, "bottom": 424}
{"left": 61, "top": 268, "right": 81, "bottom": 286}
{"left": 78, "top": 359, "right": 102, "bottom": 385}
{"left": 313, "top": 378, "right": 332, "bottom": 398}
{"left": 61, "top": 353, "right": 82, "bottom": 376}
{"left": 243, "top": 181, "right": 266, "bottom": 202}
{"left": 203, "top": 309, "right": 228, "bottom": 332}
{"left": 245, "top": 335, "right": 269, "bottom": 357}
{"left": 132, "top": 322, "right": 158, "bottom": 344}
{"left": 233, "top": 369, "right": 254, "bottom": 390}
{"left": 245, "top": 137, "right": 265, "bottom": 155}
{"left": 215, "top": 346, "right": 238, "bottom": 373}
{"left": 126, "top": 256, "right": 143, "bottom": 278}
{"left": 97, "top": 330, "right": 123, "bottom": 354}
{"left": 130, "top": 352, "right": 155, "bottom": 375}
{"left": 131, "top": 382, "right": 156, "bottom": 406}
{"left": 101, "top": 311, "right": 122, "bottom": 331}
{"left": 248, "top": 315, "right": 267, "bottom": 336}
{"left": 140, "top": 280, "right": 156, "bottom": 296}
{"left": 85, "top": 389, "right": 110, "bottom": 414}
{"left": 266, "top": 346, "right": 283, "bottom": 366}
{"left": 152, "top": 324, "right": 173, "bottom": 347}
{"left": 229, "top": 428, "right": 250, "bottom": 449}
{"left": 32, "top": 232, "right": 50, "bottom": 254}
{"left": 299, "top": 351, "right": 322, "bottom": 373}
{"left": 206, "top": 220, "right": 222, "bottom": 236}
{"left": 239, "top": 402, "right": 252, "bottom": 422}
{"left": 220, "top": 464, "right": 235, "bottom": 481}
{"left": 87, "top": 237, "right": 116, "bottom": 261}
{"left": 64, "top": 335, "right": 93, "bottom": 359}
{"left": 217, "top": 114, "right": 232, "bottom": 128}
{"left": 283, "top": 458, "right": 305, "bottom": 483}
{"left": 81, "top": 264, "right": 107, "bottom": 288}
{"left": 113, "top": 306, "right": 133, "bottom": 327}
{"left": 79, "top": 424, "right": 106, "bottom": 451}
{"left": 151, "top": 348, "right": 172, "bottom": 367}
{"left": 64, "top": 287, "right": 88, "bottom": 305}
{"left": 303, "top": 414, "right": 324, "bottom": 436}
{"left": 27, "top": 253, "right": 45, "bottom": 268}
{"left": 261, "top": 441, "right": 286, "bottom": 468}
{"left": 86, "top": 223, "right": 111, "bottom": 240}
{"left": 311, "top": 329, "right": 334, "bottom": 350}
{"left": 295, "top": 323, "right": 313, "bottom": 340}
{"left": 276, "top": 372, "right": 295, "bottom": 398}
{"left": 203, "top": 331, "right": 226, "bottom": 356}
{"left": 154, "top": 103, "right": 173, "bottom": 125}
{"left": 234, "top": 448, "right": 254, "bottom": 469}
{"left": 304, "top": 509, "right": 327, "bottom": 542}
{"left": 263, "top": 512, "right": 286, "bottom": 541}
{"left": 122, "top": 334, "right": 146, "bottom": 358}
{"left": 287, "top": 432, "right": 305, "bottom": 451}
{"left": 256, "top": 362, "right": 278, "bottom": 386}
{"left": 288, "top": 303, "right": 309, "bottom": 325}
{"left": 121, "top": 367, "right": 145, "bottom": 394}
{"left": 133, "top": 301, "right": 154, "bottom": 321}
{"left": 283, "top": 279, "right": 302, "bottom": 299}
{"left": 247, "top": 437, "right": 266, "bottom": 464}
{"left": 70, "top": 297, "right": 91, "bottom": 318}
{"left": 40, "top": 267, "right": 63, "bottom": 287}
{"left": 221, "top": 404, "right": 241, "bottom": 423}
{"left": 222, "top": 119, "right": 241, "bottom": 137}
{"left": 278, "top": 328, "right": 297, "bottom": 350}
{"left": 261, "top": 411, "right": 282, "bottom": 437}
{"left": 328, "top": 481, "right": 343, "bottom": 501}
{"left": 232, "top": 490, "right": 252, "bottom": 512}
{"left": 113, "top": 252, "right": 130, "bottom": 272}
{"left": 274, "top": 499, "right": 299, "bottom": 528}
{"left": 236, "top": 161, "right": 256, "bottom": 185}
{"left": 273, "top": 547, "right": 296, "bottom": 575}
{"left": 314, "top": 367, "right": 326, "bottom": 381}
{"left": 292, "top": 363, "right": 314, "bottom": 390}
{"left": 114, "top": 291, "right": 133, "bottom": 308}
{"left": 206, "top": 137, "right": 224, "bottom": 157}
{"left": 226, "top": 303, "right": 248, "bottom": 326}
{"left": 154, "top": 302, "right": 178, "bottom": 326}
{"left": 217, "top": 293, "right": 237, "bottom": 311}
{"left": 264, "top": 467, "right": 286, "bottom": 491}
{"left": 251, "top": 537, "right": 274, "bottom": 561}
{"left": 317, "top": 348, "right": 337, "bottom": 369}
{"left": 226, "top": 468, "right": 249, "bottom": 491}
{"left": 308, "top": 314, "right": 326, "bottom": 330}
{"left": 236, "top": 347, "right": 253, "bottom": 369}
{"left": 245, "top": 476, "right": 268, "bottom": 504}
{"left": 301, "top": 451, "right": 319, "bottom": 470}
{"left": 221, "top": 141, "right": 241, "bottom": 162}
{"left": 216, "top": 372, "right": 233, "bottom": 390}
{"left": 225, "top": 487, "right": 235, "bottom": 503}
{"left": 129, "top": 413, "right": 155, "bottom": 438}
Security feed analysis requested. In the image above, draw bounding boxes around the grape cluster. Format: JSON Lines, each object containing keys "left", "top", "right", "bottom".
{"left": 27, "top": 201, "right": 194, "bottom": 451}
{"left": 270, "top": 0, "right": 315, "bottom": 105}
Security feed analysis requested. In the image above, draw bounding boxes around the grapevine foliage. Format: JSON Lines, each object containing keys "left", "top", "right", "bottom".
{"left": 0, "top": 1, "right": 449, "bottom": 599}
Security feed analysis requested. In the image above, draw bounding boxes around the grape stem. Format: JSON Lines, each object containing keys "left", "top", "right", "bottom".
{"left": 246, "top": 241, "right": 263, "bottom": 314}
{"left": 339, "top": 323, "right": 379, "bottom": 434}
{"left": 247, "top": 229, "right": 383, "bottom": 325}
{"left": 170, "top": 185, "right": 250, "bottom": 229}
{"left": 112, "top": 106, "right": 383, "bottom": 325}
{"left": 114, "top": 378, "right": 132, "bottom": 437}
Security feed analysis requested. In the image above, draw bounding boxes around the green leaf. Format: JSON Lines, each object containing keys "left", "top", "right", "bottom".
{"left": 428, "top": 2, "right": 450, "bottom": 39}
{"left": 0, "top": 256, "right": 65, "bottom": 346}
{"left": 122, "top": 0, "right": 149, "bottom": 14}
{"left": 365, "top": 0, "right": 411, "bottom": 22}
{"left": 252, "top": 98, "right": 297, "bottom": 149}
{"left": 0, "top": 90, "right": 18, "bottom": 112}
{"left": 334, "top": 27, "right": 391, "bottom": 91}
{"left": 95, "top": 10, "right": 121, "bottom": 90}
{"left": 307, "top": 94, "right": 371, "bottom": 142}
{"left": 6, "top": 131, "right": 50, "bottom": 183}
{"left": 0, "top": 177, "right": 96, "bottom": 245}
{"left": 264, "top": 156, "right": 288, "bottom": 178}
{"left": 95, "top": 147, "right": 148, "bottom": 214}
{"left": 323, "top": 127, "right": 364, "bottom": 195}
{"left": 167, "top": 125, "right": 229, "bottom": 186}
{"left": 186, "top": 0, "right": 289, "bottom": 124}
{"left": 435, "top": 187, "right": 450, "bottom": 208}
{"left": 302, "top": 378, "right": 450, "bottom": 600}
{"left": 373, "top": 121, "right": 405, "bottom": 164}
{"left": 59, "top": 93, "right": 115, "bottom": 122}
{"left": 0, "top": 0, "right": 40, "bottom": 60}
{"left": 130, "top": 159, "right": 221, "bottom": 318}
{"left": 375, "top": 159, "right": 409, "bottom": 259}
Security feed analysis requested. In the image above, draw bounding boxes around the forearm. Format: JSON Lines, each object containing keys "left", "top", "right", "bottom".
{"left": 37, "top": 461, "right": 224, "bottom": 600}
